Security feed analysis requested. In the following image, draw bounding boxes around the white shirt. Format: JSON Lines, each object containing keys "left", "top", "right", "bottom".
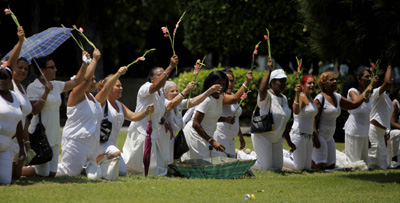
{"left": 128, "top": 82, "right": 165, "bottom": 139}
{"left": 62, "top": 93, "right": 103, "bottom": 139}
{"left": 255, "top": 90, "right": 291, "bottom": 140}
{"left": 0, "top": 91, "right": 23, "bottom": 137}
{"left": 292, "top": 98, "right": 318, "bottom": 135}
{"left": 27, "top": 79, "right": 65, "bottom": 146}
{"left": 105, "top": 100, "right": 124, "bottom": 146}
{"left": 343, "top": 88, "right": 371, "bottom": 137}
{"left": 315, "top": 93, "right": 341, "bottom": 133}
{"left": 214, "top": 103, "right": 242, "bottom": 140}
{"left": 12, "top": 80, "right": 32, "bottom": 127}
{"left": 370, "top": 87, "right": 394, "bottom": 129}
{"left": 164, "top": 99, "right": 186, "bottom": 136}
{"left": 394, "top": 99, "right": 400, "bottom": 124}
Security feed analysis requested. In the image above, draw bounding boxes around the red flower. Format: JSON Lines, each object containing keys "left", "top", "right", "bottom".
{"left": 4, "top": 8, "right": 10, "bottom": 15}
{"left": 253, "top": 49, "right": 258, "bottom": 55}
{"left": 164, "top": 34, "right": 169, "bottom": 37}
{"left": 136, "top": 57, "right": 145, "bottom": 62}
{"left": 241, "top": 92, "right": 247, "bottom": 100}
{"left": 264, "top": 35, "right": 268, "bottom": 40}
{"left": 370, "top": 66, "right": 373, "bottom": 72}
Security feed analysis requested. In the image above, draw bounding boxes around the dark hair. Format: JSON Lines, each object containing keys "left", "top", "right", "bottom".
{"left": 32, "top": 56, "right": 53, "bottom": 77}
{"left": 147, "top": 67, "right": 164, "bottom": 82}
{"left": 0, "top": 66, "right": 12, "bottom": 79}
{"left": 17, "top": 57, "right": 29, "bottom": 64}
{"left": 341, "top": 66, "right": 370, "bottom": 95}
{"left": 222, "top": 69, "right": 234, "bottom": 80}
{"left": 201, "top": 70, "right": 229, "bottom": 93}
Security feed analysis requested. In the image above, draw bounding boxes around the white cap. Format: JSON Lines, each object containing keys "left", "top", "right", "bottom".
{"left": 269, "top": 69, "right": 287, "bottom": 84}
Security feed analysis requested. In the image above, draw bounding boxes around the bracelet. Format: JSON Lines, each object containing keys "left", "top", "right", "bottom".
{"left": 24, "top": 140, "right": 30, "bottom": 144}
{"left": 179, "top": 92, "right": 185, "bottom": 99}
{"left": 208, "top": 137, "right": 214, "bottom": 143}
{"left": 294, "top": 101, "right": 299, "bottom": 105}
{"left": 163, "top": 71, "right": 169, "bottom": 78}
{"left": 39, "top": 98, "right": 46, "bottom": 104}
{"left": 242, "top": 83, "right": 248, "bottom": 89}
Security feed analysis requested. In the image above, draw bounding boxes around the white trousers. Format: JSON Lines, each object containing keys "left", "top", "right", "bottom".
{"left": 388, "top": 129, "right": 400, "bottom": 164}
{"left": 345, "top": 134, "right": 369, "bottom": 164}
{"left": 214, "top": 136, "right": 236, "bottom": 157}
{"left": 236, "top": 150, "right": 261, "bottom": 170}
{"left": 312, "top": 129, "right": 336, "bottom": 166}
{"left": 283, "top": 129, "right": 313, "bottom": 170}
{"left": 368, "top": 124, "right": 387, "bottom": 169}
{"left": 99, "top": 142, "right": 127, "bottom": 176}
{"left": 57, "top": 136, "right": 98, "bottom": 176}
{"left": 251, "top": 133, "right": 283, "bottom": 170}
{"left": 122, "top": 130, "right": 168, "bottom": 176}
{"left": 0, "top": 150, "right": 12, "bottom": 184}
{"left": 33, "top": 145, "right": 59, "bottom": 176}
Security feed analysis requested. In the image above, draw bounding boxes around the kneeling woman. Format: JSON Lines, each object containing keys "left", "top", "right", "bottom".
{"left": 181, "top": 70, "right": 252, "bottom": 161}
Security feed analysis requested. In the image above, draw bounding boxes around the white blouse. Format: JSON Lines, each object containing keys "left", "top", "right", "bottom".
{"left": 27, "top": 79, "right": 65, "bottom": 146}
{"left": 292, "top": 98, "right": 318, "bottom": 135}
{"left": 164, "top": 99, "right": 187, "bottom": 136}
{"left": 214, "top": 102, "right": 242, "bottom": 140}
{"left": 315, "top": 93, "right": 341, "bottom": 134}
{"left": 0, "top": 91, "right": 23, "bottom": 137}
{"left": 62, "top": 93, "right": 103, "bottom": 139}
{"left": 127, "top": 82, "right": 166, "bottom": 139}
{"left": 105, "top": 100, "right": 124, "bottom": 146}
{"left": 343, "top": 88, "right": 371, "bottom": 137}
{"left": 370, "top": 87, "right": 394, "bottom": 129}
{"left": 12, "top": 80, "right": 32, "bottom": 127}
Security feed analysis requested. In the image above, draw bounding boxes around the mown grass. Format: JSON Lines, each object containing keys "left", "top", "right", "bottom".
{"left": 1, "top": 133, "right": 397, "bottom": 202}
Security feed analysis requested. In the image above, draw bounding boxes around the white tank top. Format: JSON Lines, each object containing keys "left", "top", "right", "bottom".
{"left": 105, "top": 100, "right": 124, "bottom": 146}
{"left": 292, "top": 98, "right": 318, "bottom": 135}
{"left": 0, "top": 91, "right": 23, "bottom": 137}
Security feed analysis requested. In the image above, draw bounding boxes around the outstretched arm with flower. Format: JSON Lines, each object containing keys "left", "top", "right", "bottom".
{"left": 223, "top": 71, "right": 253, "bottom": 105}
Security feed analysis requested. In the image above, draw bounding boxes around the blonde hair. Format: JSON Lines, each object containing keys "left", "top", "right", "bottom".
{"left": 318, "top": 72, "right": 334, "bottom": 93}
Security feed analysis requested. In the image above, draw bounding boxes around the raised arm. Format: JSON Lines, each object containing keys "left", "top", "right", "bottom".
{"left": 166, "top": 81, "right": 195, "bottom": 111}
{"left": 67, "top": 50, "right": 100, "bottom": 107}
{"left": 379, "top": 65, "right": 393, "bottom": 96}
{"left": 340, "top": 86, "right": 371, "bottom": 110}
{"left": 122, "top": 103, "right": 154, "bottom": 122}
{"left": 95, "top": 66, "right": 127, "bottom": 106}
{"left": 9, "top": 26, "right": 25, "bottom": 70}
{"left": 259, "top": 59, "right": 274, "bottom": 101}
{"left": 187, "top": 85, "right": 222, "bottom": 109}
{"left": 62, "top": 52, "right": 90, "bottom": 92}
{"left": 149, "top": 55, "right": 178, "bottom": 94}
{"left": 223, "top": 71, "right": 252, "bottom": 105}
{"left": 293, "top": 84, "right": 302, "bottom": 115}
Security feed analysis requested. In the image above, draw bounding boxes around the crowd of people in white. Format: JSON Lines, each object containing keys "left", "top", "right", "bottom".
{"left": 1, "top": 26, "right": 399, "bottom": 185}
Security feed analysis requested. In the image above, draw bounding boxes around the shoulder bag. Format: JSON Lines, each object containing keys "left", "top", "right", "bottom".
{"left": 100, "top": 102, "right": 112, "bottom": 143}
{"left": 250, "top": 92, "right": 275, "bottom": 133}
{"left": 29, "top": 113, "right": 53, "bottom": 165}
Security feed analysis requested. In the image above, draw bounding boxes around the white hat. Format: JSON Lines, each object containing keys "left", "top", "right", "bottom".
{"left": 269, "top": 69, "right": 287, "bottom": 84}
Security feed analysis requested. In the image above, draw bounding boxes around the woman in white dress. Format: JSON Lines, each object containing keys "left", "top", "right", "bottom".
{"left": 96, "top": 69, "right": 154, "bottom": 176}
{"left": 368, "top": 66, "right": 393, "bottom": 169}
{"left": 312, "top": 72, "right": 371, "bottom": 170}
{"left": 122, "top": 55, "right": 178, "bottom": 176}
{"left": 0, "top": 65, "right": 23, "bottom": 185}
{"left": 7, "top": 26, "right": 33, "bottom": 178}
{"left": 23, "top": 52, "right": 90, "bottom": 177}
{"left": 283, "top": 75, "right": 318, "bottom": 170}
{"left": 57, "top": 49, "right": 102, "bottom": 177}
{"left": 162, "top": 80, "right": 221, "bottom": 163}
{"left": 181, "top": 70, "right": 252, "bottom": 161}
{"left": 213, "top": 69, "right": 246, "bottom": 157}
{"left": 341, "top": 67, "right": 371, "bottom": 165}
{"left": 389, "top": 89, "right": 400, "bottom": 168}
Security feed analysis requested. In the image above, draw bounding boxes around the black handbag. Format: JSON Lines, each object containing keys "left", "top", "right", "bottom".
{"left": 250, "top": 93, "right": 274, "bottom": 133}
{"left": 29, "top": 113, "right": 53, "bottom": 165}
{"left": 100, "top": 102, "right": 112, "bottom": 143}
{"left": 173, "top": 130, "right": 189, "bottom": 159}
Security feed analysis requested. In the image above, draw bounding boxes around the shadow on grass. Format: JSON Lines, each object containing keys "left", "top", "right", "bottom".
{"left": 11, "top": 175, "right": 103, "bottom": 186}
{"left": 339, "top": 170, "right": 400, "bottom": 184}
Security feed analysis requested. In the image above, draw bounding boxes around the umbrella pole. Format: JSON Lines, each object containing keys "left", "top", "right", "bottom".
{"left": 32, "top": 58, "right": 49, "bottom": 84}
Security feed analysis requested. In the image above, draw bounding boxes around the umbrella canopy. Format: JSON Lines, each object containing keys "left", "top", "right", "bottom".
{"left": 143, "top": 113, "right": 153, "bottom": 177}
{"left": 3, "top": 27, "right": 71, "bottom": 63}
{"left": 169, "top": 156, "right": 256, "bottom": 179}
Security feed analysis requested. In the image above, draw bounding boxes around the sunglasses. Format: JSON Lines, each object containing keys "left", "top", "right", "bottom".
{"left": 45, "top": 65, "right": 57, "bottom": 69}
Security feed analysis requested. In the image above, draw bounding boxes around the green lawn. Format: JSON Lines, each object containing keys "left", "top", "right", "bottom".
{"left": 1, "top": 133, "right": 397, "bottom": 202}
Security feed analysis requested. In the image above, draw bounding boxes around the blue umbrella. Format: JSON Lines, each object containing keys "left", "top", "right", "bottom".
{"left": 3, "top": 27, "right": 71, "bottom": 63}
{"left": 2, "top": 27, "right": 71, "bottom": 83}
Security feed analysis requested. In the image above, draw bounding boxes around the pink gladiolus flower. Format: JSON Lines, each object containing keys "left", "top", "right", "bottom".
{"left": 297, "top": 67, "right": 301, "bottom": 73}
{"left": 137, "top": 56, "right": 145, "bottom": 61}
{"left": 174, "top": 28, "right": 176, "bottom": 34}
{"left": 253, "top": 49, "right": 258, "bottom": 55}
{"left": 73, "top": 25, "right": 77, "bottom": 28}
{"left": 79, "top": 27, "right": 84, "bottom": 33}
{"left": 370, "top": 66, "right": 373, "bottom": 72}
{"left": 164, "top": 34, "right": 169, "bottom": 37}
{"left": 4, "top": 8, "right": 10, "bottom": 15}
{"left": 196, "top": 59, "right": 201, "bottom": 63}
{"left": 370, "top": 62, "right": 375, "bottom": 68}
{"left": 161, "top": 27, "right": 168, "bottom": 34}
{"left": 264, "top": 35, "right": 268, "bottom": 40}
{"left": 176, "top": 24, "right": 179, "bottom": 28}
{"left": 241, "top": 92, "right": 247, "bottom": 100}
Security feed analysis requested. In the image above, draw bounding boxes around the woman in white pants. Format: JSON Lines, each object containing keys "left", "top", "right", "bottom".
{"left": 312, "top": 72, "right": 371, "bottom": 170}
{"left": 57, "top": 50, "right": 101, "bottom": 177}
{"left": 214, "top": 69, "right": 246, "bottom": 157}
{"left": 389, "top": 89, "right": 400, "bottom": 168}
{"left": 162, "top": 81, "right": 220, "bottom": 163}
{"left": 0, "top": 65, "right": 23, "bottom": 185}
{"left": 181, "top": 70, "right": 252, "bottom": 161}
{"left": 283, "top": 75, "right": 318, "bottom": 170}
{"left": 251, "top": 59, "right": 292, "bottom": 171}
{"left": 96, "top": 68, "right": 153, "bottom": 176}
{"left": 369, "top": 66, "right": 393, "bottom": 169}
{"left": 122, "top": 55, "right": 178, "bottom": 176}
{"left": 342, "top": 67, "right": 371, "bottom": 165}
{"left": 24, "top": 53, "right": 90, "bottom": 177}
